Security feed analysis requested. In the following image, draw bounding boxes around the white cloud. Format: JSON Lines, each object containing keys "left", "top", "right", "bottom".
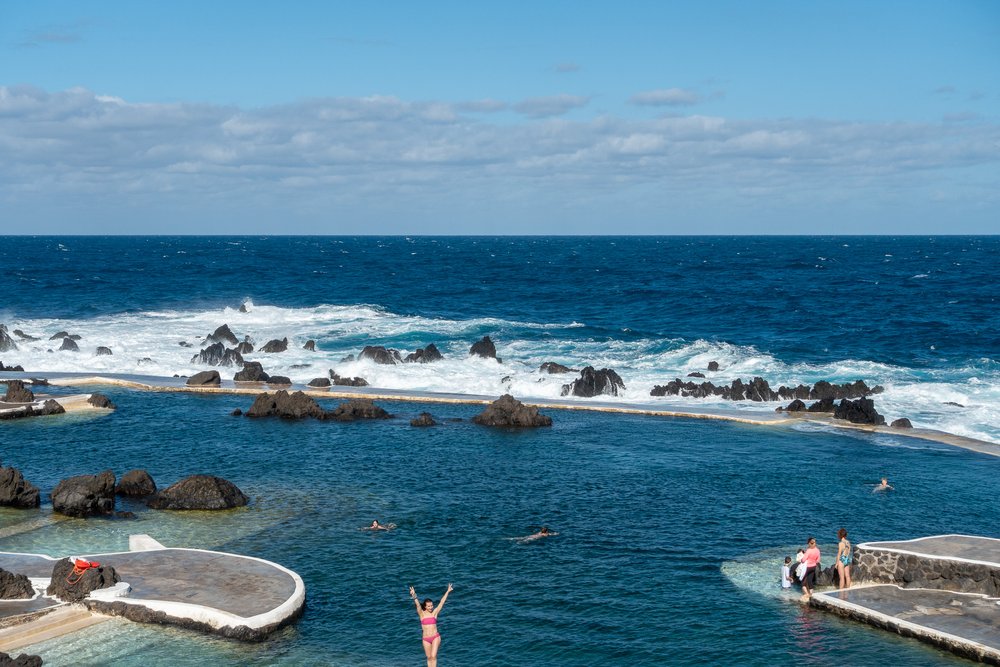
{"left": 629, "top": 88, "right": 702, "bottom": 107}
{"left": 513, "top": 94, "right": 590, "bottom": 118}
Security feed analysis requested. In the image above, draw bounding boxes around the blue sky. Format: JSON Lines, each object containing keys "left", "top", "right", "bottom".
{"left": 1, "top": 0, "right": 998, "bottom": 234}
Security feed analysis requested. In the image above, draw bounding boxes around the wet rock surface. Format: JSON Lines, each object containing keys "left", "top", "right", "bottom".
{"left": 261, "top": 337, "right": 289, "bottom": 353}
{"left": 833, "top": 398, "right": 886, "bottom": 425}
{"left": 246, "top": 390, "right": 325, "bottom": 419}
{"left": 0, "top": 325, "right": 18, "bottom": 353}
{"left": 472, "top": 394, "right": 552, "bottom": 427}
{"left": 205, "top": 324, "right": 239, "bottom": 347}
{"left": 191, "top": 342, "right": 244, "bottom": 367}
{"left": 116, "top": 469, "right": 157, "bottom": 497}
{"left": 327, "top": 399, "right": 391, "bottom": 421}
{"left": 651, "top": 377, "right": 883, "bottom": 402}
{"left": 51, "top": 471, "right": 116, "bottom": 517}
{"left": 410, "top": 412, "right": 437, "bottom": 427}
{"left": 359, "top": 345, "right": 401, "bottom": 365}
{"left": 329, "top": 371, "right": 369, "bottom": 386}
{"left": 147, "top": 475, "right": 248, "bottom": 510}
{"left": 46, "top": 557, "right": 121, "bottom": 602}
{"left": 0, "top": 568, "right": 35, "bottom": 599}
{"left": 87, "top": 393, "right": 116, "bottom": 409}
{"left": 891, "top": 417, "right": 913, "bottom": 428}
{"left": 186, "top": 370, "right": 221, "bottom": 386}
{"left": 539, "top": 362, "right": 575, "bottom": 374}
{"left": 58, "top": 337, "right": 79, "bottom": 352}
{"left": 561, "top": 366, "right": 626, "bottom": 398}
{"left": 0, "top": 463, "right": 41, "bottom": 508}
{"left": 469, "top": 336, "right": 499, "bottom": 361}
{"left": 3, "top": 380, "right": 33, "bottom": 403}
{"left": 404, "top": 343, "right": 444, "bottom": 363}
{"left": 234, "top": 361, "right": 270, "bottom": 382}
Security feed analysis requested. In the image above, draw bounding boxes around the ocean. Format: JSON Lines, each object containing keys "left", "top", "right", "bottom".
{"left": 1, "top": 235, "right": 998, "bottom": 665}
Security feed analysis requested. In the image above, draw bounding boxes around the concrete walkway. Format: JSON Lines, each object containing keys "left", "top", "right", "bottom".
{"left": 864, "top": 535, "right": 1000, "bottom": 565}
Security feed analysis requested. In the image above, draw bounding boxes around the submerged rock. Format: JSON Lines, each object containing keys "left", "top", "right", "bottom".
{"left": 327, "top": 399, "right": 391, "bottom": 421}
{"left": 116, "top": 469, "right": 156, "bottom": 497}
{"left": 0, "top": 463, "right": 40, "bottom": 508}
{"left": 51, "top": 471, "right": 116, "bottom": 517}
{"left": 472, "top": 394, "right": 552, "bottom": 427}
{"left": 186, "top": 370, "right": 221, "bottom": 386}
{"left": 13, "top": 329, "right": 39, "bottom": 342}
{"left": 3, "top": 380, "right": 34, "bottom": 403}
{"left": 303, "top": 340, "right": 316, "bottom": 351}
{"left": 410, "top": 412, "right": 437, "bottom": 427}
{"left": 561, "top": 367, "right": 626, "bottom": 398}
{"left": 46, "top": 558, "right": 121, "bottom": 602}
{"left": 539, "top": 362, "right": 575, "bottom": 374}
{"left": 0, "top": 568, "right": 34, "bottom": 599}
{"left": 147, "top": 475, "right": 248, "bottom": 510}
{"left": 246, "top": 390, "right": 325, "bottom": 419}
{"left": 329, "top": 371, "right": 369, "bottom": 387}
{"left": 95, "top": 346, "right": 113, "bottom": 356}
{"left": 234, "top": 361, "right": 270, "bottom": 382}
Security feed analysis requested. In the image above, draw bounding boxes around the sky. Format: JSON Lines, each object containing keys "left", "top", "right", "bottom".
{"left": 1, "top": 0, "right": 998, "bottom": 234}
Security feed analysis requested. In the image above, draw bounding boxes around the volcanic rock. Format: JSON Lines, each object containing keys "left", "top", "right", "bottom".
{"left": 246, "top": 390, "right": 325, "bottom": 419}
{"left": 236, "top": 340, "right": 254, "bottom": 355}
{"left": 707, "top": 361, "right": 720, "bottom": 371}
{"left": 778, "top": 399, "right": 807, "bottom": 412}
{"left": 46, "top": 558, "right": 121, "bottom": 602}
{"left": 807, "top": 397, "right": 836, "bottom": 412}
{"left": 49, "top": 331, "right": 70, "bottom": 341}
{"left": 472, "top": 394, "right": 552, "bottom": 427}
{"left": 308, "top": 377, "right": 331, "bottom": 387}
{"left": 147, "top": 475, "right": 248, "bottom": 510}
{"left": 833, "top": 398, "right": 886, "bottom": 425}
{"left": 410, "top": 412, "right": 437, "bottom": 427}
{"left": 231, "top": 408, "right": 242, "bottom": 416}
{"left": 51, "top": 471, "right": 116, "bottom": 517}
{"left": 561, "top": 367, "right": 626, "bottom": 398}
{"left": 95, "top": 346, "right": 112, "bottom": 356}
{"left": 239, "top": 302, "right": 250, "bottom": 313}
{"left": 206, "top": 324, "right": 239, "bottom": 346}
{"left": 191, "top": 342, "right": 244, "bottom": 367}
{"left": 329, "top": 371, "right": 369, "bottom": 387}
{"left": 87, "top": 393, "right": 116, "bottom": 409}
{"left": 469, "top": 336, "right": 498, "bottom": 361}
{"left": 0, "top": 463, "right": 40, "bottom": 508}
{"left": 261, "top": 338, "right": 289, "bottom": 353}
{"left": 0, "top": 325, "right": 17, "bottom": 353}
{"left": 116, "top": 470, "right": 156, "bottom": 497}
{"left": 539, "top": 362, "right": 575, "bottom": 374}
{"left": 327, "top": 399, "right": 391, "bottom": 421}
{"left": 687, "top": 372, "right": 705, "bottom": 378}
{"left": 267, "top": 376, "right": 292, "bottom": 385}
{"left": 12, "top": 329, "right": 38, "bottom": 342}
{"left": 179, "top": 341, "right": 193, "bottom": 347}
{"left": 0, "top": 653, "right": 43, "bottom": 667}
{"left": 303, "top": 340, "right": 316, "bottom": 351}
{"left": 0, "top": 362, "right": 25, "bottom": 372}
{"left": 404, "top": 343, "right": 444, "bottom": 363}
{"left": 234, "top": 361, "right": 270, "bottom": 382}
{"left": 3, "top": 380, "right": 33, "bottom": 403}
{"left": 891, "top": 417, "right": 913, "bottom": 428}
{"left": 59, "top": 337, "right": 79, "bottom": 352}
{"left": 186, "top": 370, "right": 221, "bottom": 386}
{"left": 359, "top": 346, "right": 400, "bottom": 365}
{"left": 745, "top": 377, "right": 779, "bottom": 402}
{"left": 0, "top": 568, "right": 34, "bottom": 599}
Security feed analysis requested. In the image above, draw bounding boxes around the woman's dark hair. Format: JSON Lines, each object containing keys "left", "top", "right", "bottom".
{"left": 838, "top": 528, "right": 848, "bottom": 539}
{"left": 423, "top": 598, "right": 434, "bottom": 609}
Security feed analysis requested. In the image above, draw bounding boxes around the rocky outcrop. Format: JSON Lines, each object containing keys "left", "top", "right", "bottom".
{"left": 329, "top": 371, "right": 368, "bottom": 387}
{"left": 359, "top": 346, "right": 400, "bottom": 365}
{"left": 327, "top": 399, "right": 391, "bottom": 421}
{"left": 891, "top": 417, "right": 913, "bottom": 428}
{"left": 51, "top": 471, "right": 116, "bottom": 517}
{"left": 539, "top": 362, "right": 575, "bottom": 374}
{"left": 303, "top": 340, "right": 316, "bottom": 351}
{"left": 147, "top": 475, "right": 248, "bottom": 510}
{"left": 650, "top": 377, "right": 884, "bottom": 402}
{"left": 95, "top": 346, "right": 112, "bottom": 356}
{"left": 186, "top": 370, "right": 221, "bottom": 386}
{"left": 0, "top": 400, "right": 65, "bottom": 421}
{"left": 308, "top": 377, "right": 331, "bottom": 387}
{"left": 777, "top": 399, "right": 807, "bottom": 412}
{"left": 59, "top": 337, "right": 79, "bottom": 352}
{"left": 807, "top": 397, "right": 836, "bottom": 412}
{"left": 404, "top": 343, "right": 444, "bottom": 363}
{"left": 833, "top": 398, "right": 886, "bottom": 425}
{"left": 687, "top": 372, "right": 705, "bottom": 378}
{"left": 236, "top": 340, "right": 254, "bottom": 355}
{"left": 0, "top": 568, "right": 34, "bottom": 599}
{"left": 410, "top": 412, "right": 437, "bottom": 427}
{"left": 0, "top": 463, "right": 40, "bottom": 508}
{"left": 13, "top": 329, "right": 39, "bottom": 341}
{"left": 0, "top": 652, "right": 43, "bottom": 667}
{"left": 234, "top": 361, "right": 270, "bottom": 382}
{"left": 469, "top": 336, "right": 499, "bottom": 361}
{"left": 260, "top": 338, "right": 289, "bottom": 353}
{"left": 191, "top": 342, "right": 244, "bottom": 367}
{"left": 472, "top": 394, "right": 552, "bottom": 427}
{"left": 46, "top": 558, "right": 121, "bottom": 602}
{"left": 0, "top": 325, "right": 17, "bottom": 353}
{"left": 87, "top": 393, "right": 115, "bottom": 409}
{"left": 707, "top": 361, "right": 720, "bottom": 371}
{"left": 0, "top": 361, "right": 25, "bottom": 372}
{"left": 267, "top": 376, "right": 292, "bottom": 385}
{"left": 205, "top": 324, "right": 239, "bottom": 347}
{"left": 561, "top": 367, "right": 626, "bottom": 398}
{"left": 246, "top": 390, "right": 325, "bottom": 419}
{"left": 116, "top": 470, "right": 156, "bottom": 497}
{"left": 3, "top": 380, "right": 33, "bottom": 403}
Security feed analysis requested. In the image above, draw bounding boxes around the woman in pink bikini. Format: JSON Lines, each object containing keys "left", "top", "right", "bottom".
{"left": 409, "top": 583, "right": 453, "bottom": 667}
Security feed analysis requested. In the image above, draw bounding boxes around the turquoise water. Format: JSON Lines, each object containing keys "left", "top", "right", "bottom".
{"left": 1, "top": 387, "right": 995, "bottom": 665}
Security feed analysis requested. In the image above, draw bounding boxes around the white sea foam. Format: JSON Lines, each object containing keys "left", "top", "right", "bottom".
{"left": 3, "top": 303, "right": 998, "bottom": 443}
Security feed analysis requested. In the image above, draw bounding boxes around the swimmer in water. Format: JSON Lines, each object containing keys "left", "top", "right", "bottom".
{"left": 519, "top": 526, "right": 558, "bottom": 542}
{"left": 873, "top": 478, "right": 894, "bottom": 493}
{"left": 365, "top": 520, "right": 396, "bottom": 531}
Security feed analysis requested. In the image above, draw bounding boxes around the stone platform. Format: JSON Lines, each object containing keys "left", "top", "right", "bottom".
{"left": 0, "top": 535, "right": 305, "bottom": 646}
{"left": 812, "top": 535, "right": 1000, "bottom": 663}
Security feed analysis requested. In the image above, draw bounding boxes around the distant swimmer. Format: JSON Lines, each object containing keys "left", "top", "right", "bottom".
{"left": 517, "top": 526, "right": 559, "bottom": 542}
{"left": 410, "top": 583, "right": 453, "bottom": 667}
{"left": 364, "top": 520, "right": 396, "bottom": 531}
{"left": 873, "top": 478, "right": 894, "bottom": 493}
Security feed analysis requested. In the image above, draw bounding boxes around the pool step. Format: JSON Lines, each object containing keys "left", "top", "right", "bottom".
{"left": 0, "top": 605, "right": 109, "bottom": 653}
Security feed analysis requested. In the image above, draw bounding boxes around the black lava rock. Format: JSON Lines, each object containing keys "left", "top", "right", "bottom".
{"left": 234, "top": 361, "right": 270, "bottom": 382}
{"left": 472, "top": 394, "right": 552, "bottom": 427}
{"left": 51, "top": 471, "right": 116, "bottom": 517}
{"left": 561, "top": 367, "right": 626, "bottom": 398}
{"left": 186, "top": 370, "right": 221, "bottom": 386}
{"left": 147, "top": 475, "right": 248, "bottom": 510}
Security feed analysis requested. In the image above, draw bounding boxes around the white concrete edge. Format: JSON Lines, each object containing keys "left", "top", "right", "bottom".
{"left": 129, "top": 534, "right": 166, "bottom": 551}
{"left": 814, "top": 586, "right": 1000, "bottom": 656}
{"left": 859, "top": 534, "right": 1000, "bottom": 568}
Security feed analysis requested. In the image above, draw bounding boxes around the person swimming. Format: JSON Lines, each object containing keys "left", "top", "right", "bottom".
{"left": 364, "top": 520, "right": 396, "bottom": 531}
{"left": 517, "top": 526, "right": 559, "bottom": 542}
{"left": 873, "top": 477, "right": 894, "bottom": 493}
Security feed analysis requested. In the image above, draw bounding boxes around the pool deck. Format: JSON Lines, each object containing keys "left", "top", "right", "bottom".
{"left": 0, "top": 534, "right": 305, "bottom": 650}
{"left": 811, "top": 535, "right": 1000, "bottom": 664}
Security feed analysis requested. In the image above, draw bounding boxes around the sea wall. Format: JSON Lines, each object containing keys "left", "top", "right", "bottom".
{"left": 854, "top": 546, "right": 1000, "bottom": 596}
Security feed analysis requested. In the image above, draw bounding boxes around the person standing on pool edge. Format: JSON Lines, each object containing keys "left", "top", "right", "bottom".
{"left": 410, "top": 583, "right": 453, "bottom": 667}
{"left": 800, "top": 537, "right": 821, "bottom": 602}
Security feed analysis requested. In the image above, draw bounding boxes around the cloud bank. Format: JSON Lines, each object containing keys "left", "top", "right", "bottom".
{"left": 1, "top": 85, "right": 997, "bottom": 232}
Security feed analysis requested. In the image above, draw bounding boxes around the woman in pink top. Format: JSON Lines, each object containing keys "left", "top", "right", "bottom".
{"left": 800, "top": 537, "right": 821, "bottom": 602}
{"left": 410, "top": 583, "right": 453, "bottom": 667}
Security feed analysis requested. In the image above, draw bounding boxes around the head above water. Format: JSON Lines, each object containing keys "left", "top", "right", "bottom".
{"left": 881, "top": 477, "right": 888, "bottom": 485}
{"left": 540, "top": 526, "right": 550, "bottom": 534}
{"left": 423, "top": 598, "right": 434, "bottom": 612}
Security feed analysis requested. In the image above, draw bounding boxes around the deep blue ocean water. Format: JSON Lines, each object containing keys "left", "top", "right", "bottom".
{"left": 1, "top": 236, "right": 999, "bottom": 666}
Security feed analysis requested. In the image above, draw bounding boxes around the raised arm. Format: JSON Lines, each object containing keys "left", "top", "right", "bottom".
{"left": 434, "top": 583, "right": 453, "bottom": 615}
{"left": 409, "top": 586, "right": 422, "bottom": 615}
